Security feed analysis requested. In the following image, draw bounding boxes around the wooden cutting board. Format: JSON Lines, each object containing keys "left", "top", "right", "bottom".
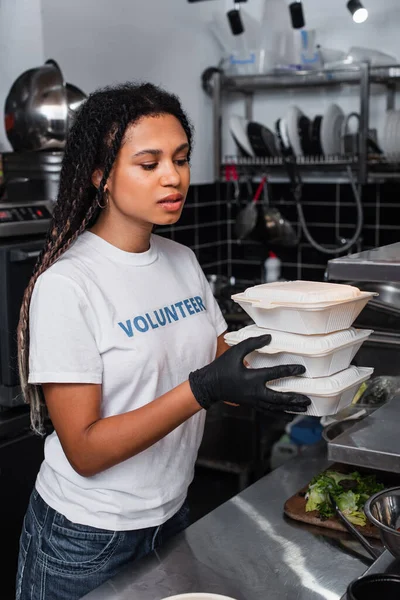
{"left": 284, "top": 464, "right": 381, "bottom": 539}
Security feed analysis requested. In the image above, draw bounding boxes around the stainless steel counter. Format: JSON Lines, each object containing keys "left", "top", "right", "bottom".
{"left": 328, "top": 399, "right": 400, "bottom": 473}
{"left": 327, "top": 242, "right": 400, "bottom": 283}
{"left": 81, "top": 444, "right": 378, "bottom": 600}
{"left": 340, "top": 550, "right": 400, "bottom": 599}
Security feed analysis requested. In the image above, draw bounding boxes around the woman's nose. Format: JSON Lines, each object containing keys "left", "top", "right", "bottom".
{"left": 159, "top": 161, "right": 181, "bottom": 187}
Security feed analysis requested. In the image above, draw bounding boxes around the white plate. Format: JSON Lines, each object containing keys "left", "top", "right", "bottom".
{"left": 395, "top": 112, "right": 400, "bottom": 157}
{"left": 286, "top": 106, "right": 304, "bottom": 157}
{"left": 321, "top": 103, "right": 345, "bottom": 156}
{"left": 279, "top": 117, "right": 292, "bottom": 152}
{"left": 229, "top": 115, "right": 254, "bottom": 157}
{"left": 384, "top": 110, "right": 398, "bottom": 157}
{"left": 381, "top": 111, "right": 393, "bottom": 156}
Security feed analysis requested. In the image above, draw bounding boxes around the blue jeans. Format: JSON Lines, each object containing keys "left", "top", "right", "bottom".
{"left": 16, "top": 488, "right": 191, "bottom": 600}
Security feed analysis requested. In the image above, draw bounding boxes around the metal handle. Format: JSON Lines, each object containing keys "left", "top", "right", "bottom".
{"left": 10, "top": 249, "right": 41, "bottom": 263}
{"left": 341, "top": 112, "right": 361, "bottom": 155}
{"left": 328, "top": 493, "right": 381, "bottom": 560}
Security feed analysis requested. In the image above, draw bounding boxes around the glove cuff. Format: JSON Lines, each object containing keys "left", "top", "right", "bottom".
{"left": 188, "top": 368, "right": 214, "bottom": 410}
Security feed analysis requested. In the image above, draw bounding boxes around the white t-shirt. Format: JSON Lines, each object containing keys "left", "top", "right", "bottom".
{"left": 29, "top": 231, "right": 227, "bottom": 531}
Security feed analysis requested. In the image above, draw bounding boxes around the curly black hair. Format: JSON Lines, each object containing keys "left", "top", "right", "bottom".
{"left": 17, "top": 81, "right": 194, "bottom": 433}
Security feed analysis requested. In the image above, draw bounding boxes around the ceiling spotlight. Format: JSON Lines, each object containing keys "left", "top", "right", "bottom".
{"left": 289, "top": 2, "right": 305, "bottom": 29}
{"left": 347, "top": 0, "right": 368, "bottom": 23}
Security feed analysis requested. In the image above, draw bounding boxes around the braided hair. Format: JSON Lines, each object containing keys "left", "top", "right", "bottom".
{"left": 17, "top": 82, "right": 194, "bottom": 434}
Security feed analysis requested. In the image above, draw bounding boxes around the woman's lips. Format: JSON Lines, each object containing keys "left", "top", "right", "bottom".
{"left": 158, "top": 194, "right": 184, "bottom": 212}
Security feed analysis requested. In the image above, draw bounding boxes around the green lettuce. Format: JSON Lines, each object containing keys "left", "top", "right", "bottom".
{"left": 305, "top": 470, "right": 384, "bottom": 526}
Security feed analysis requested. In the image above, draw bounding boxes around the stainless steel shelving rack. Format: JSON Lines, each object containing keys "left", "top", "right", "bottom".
{"left": 212, "top": 63, "right": 400, "bottom": 184}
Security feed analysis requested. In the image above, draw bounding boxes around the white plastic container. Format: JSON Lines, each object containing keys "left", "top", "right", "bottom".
{"left": 268, "top": 366, "right": 374, "bottom": 417}
{"left": 240, "top": 280, "right": 364, "bottom": 305}
{"left": 224, "top": 325, "right": 373, "bottom": 378}
{"left": 231, "top": 292, "right": 375, "bottom": 335}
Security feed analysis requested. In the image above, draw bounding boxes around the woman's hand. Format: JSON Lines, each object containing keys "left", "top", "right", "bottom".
{"left": 189, "top": 335, "right": 311, "bottom": 414}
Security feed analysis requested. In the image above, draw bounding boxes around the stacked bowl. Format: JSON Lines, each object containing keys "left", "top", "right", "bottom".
{"left": 225, "top": 281, "right": 377, "bottom": 416}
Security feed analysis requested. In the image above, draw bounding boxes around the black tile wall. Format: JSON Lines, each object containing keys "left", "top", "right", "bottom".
{"left": 157, "top": 180, "right": 400, "bottom": 288}
{"left": 156, "top": 183, "right": 229, "bottom": 275}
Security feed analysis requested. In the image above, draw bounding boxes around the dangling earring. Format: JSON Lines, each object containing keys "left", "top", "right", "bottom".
{"left": 97, "top": 188, "right": 109, "bottom": 209}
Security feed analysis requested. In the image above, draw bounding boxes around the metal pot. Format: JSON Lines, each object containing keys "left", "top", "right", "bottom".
{"left": 4, "top": 59, "right": 68, "bottom": 151}
{"left": 347, "top": 574, "right": 400, "bottom": 599}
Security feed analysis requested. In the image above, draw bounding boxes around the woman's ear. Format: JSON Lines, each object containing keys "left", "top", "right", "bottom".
{"left": 91, "top": 169, "right": 103, "bottom": 189}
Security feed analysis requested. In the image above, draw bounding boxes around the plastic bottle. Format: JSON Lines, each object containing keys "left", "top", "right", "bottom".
{"left": 264, "top": 251, "right": 281, "bottom": 283}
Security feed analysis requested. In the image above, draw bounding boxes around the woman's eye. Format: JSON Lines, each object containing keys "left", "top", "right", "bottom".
{"left": 141, "top": 163, "right": 158, "bottom": 171}
{"left": 176, "top": 158, "right": 189, "bottom": 166}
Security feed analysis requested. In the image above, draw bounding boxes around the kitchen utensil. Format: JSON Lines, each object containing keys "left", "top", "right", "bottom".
{"left": 268, "top": 366, "right": 374, "bottom": 417}
{"left": 328, "top": 492, "right": 381, "bottom": 560}
{"left": 225, "top": 325, "right": 373, "bottom": 378}
{"left": 347, "top": 574, "right": 400, "bottom": 600}
{"left": 231, "top": 290, "right": 376, "bottom": 335}
{"left": 235, "top": 176, "right": 299, "bottom": 246}
{"left": 229, "top": 115, "right": 254, "bottom": 157}
{"left": 234, "top": 177, "right": 264, "bottom": 240}
{"left": 321, "top": 103, "right": 345, "bottom": 156}
{"left": 247, "top": 121, "right": 278, "bottom": 157}
{"left": 4, "top": 59, "right": 68, "bottom": 152}
{"left": 364, "top": 487, "right": 400, "bottom": 559}
{"left": 257, "top": 180, "right": 298, "bottom": 246}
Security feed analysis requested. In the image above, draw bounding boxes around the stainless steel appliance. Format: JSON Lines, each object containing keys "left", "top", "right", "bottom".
{"left": 0, "top": 236, "right": 46, "bottom": 407}
{"left": 0, "top": 151, "right": 57, "bottom": 407}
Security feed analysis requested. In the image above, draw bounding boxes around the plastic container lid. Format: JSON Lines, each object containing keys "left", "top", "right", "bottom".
{"left": 269, "top": 366, "right": 374, "bottom": 396}
{"left": 242, "top": 280, "right": 362, "bottom": 304}
{"left": 224, "top": 325, "right": 373, "bottom": 356}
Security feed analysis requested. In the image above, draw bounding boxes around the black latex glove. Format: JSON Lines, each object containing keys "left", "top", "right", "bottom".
{"left": 189, "top": 335, "right": 311, "bottom": 414}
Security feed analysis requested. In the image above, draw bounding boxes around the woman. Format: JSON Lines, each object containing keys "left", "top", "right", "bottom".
{"left": 16, "top": 82, "right": 310, "bottom": 600}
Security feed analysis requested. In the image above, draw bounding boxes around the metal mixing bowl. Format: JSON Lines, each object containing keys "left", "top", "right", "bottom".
{"left": 4, "top": 59, "right": 68, "bottom": 151}
{"left": 364, "top": 487, "right": 400, "bottom": 558}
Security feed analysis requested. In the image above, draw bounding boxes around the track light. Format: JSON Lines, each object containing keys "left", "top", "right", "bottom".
{"left": 289, "top": 2, "right": 305, "bottom": 29}
{"left": 347, "top": 0, "right": 368, "bottom": 24}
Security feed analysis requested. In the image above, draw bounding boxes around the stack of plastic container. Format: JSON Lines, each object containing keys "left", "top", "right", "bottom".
{"left": 225, "top": 280, "right": 377, "bottom": 417}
